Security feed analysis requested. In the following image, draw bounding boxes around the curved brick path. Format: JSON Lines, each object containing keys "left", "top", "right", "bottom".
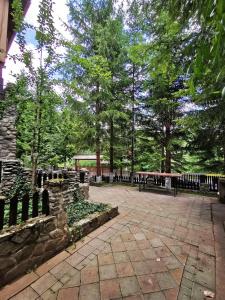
{"left": 1, "top": 186, "right": 225, "bottom": 300}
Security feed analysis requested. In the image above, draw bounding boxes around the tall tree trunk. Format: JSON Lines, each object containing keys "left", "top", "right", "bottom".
{"left": 161, "top": 145, "right": 165, "bottom": 173}
{"left": 165, "top": 124, "right": 171, "bottom": 173}
{"left": 109, "top": 118, "right": 114, "bottom": 173}
{"left": 223, "top": 144, "right": 225, "bottom": 174}
{"left": 120, "top": 157, "right": 123, "bottom": 177}
{"left": 31, "top": 60, "right": 43, "bottom": 189}
{"left": 96, "top": 92, "right": 101, "bottom": 177}
{"left": 131, "top": 64, "right": 135, "bottom": 184}
{"left": 31, "top": 100, "right": 41, "bottom": 189}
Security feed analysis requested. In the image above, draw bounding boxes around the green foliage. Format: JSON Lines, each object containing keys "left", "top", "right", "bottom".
{"left": 7, "top": 0, "right": 225, "bottom": 175}
{"left": 5, "top": 170, "right": 31, "bottom": 201}
{"left": 11, "top": 0, "right": 24, "bottom": 31}
{"left": 67, "top": 199, "right": 108, "bottom": 227}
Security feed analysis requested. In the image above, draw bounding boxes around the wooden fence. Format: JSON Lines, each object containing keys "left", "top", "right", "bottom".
{"left": 0, "top": 190, "right": 49, "bottom": 230}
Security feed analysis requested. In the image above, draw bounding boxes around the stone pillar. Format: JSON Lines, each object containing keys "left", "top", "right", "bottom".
{"left": 67, "top": 171, "right": 79, "bottom": 188}
{"left": 0, "top": 160, "right": 21, "bottom": 194}
{"left": 47, "top": 181, "right": 68, "bottom": 220}
{"left": 79, "top": 183, "right": 89, "bottom": 199}
{"left": 44, "top": 181, "right": 70, "bottom": 247}
{"left": 0, "top": 105, "right": 17, "bottom": 160}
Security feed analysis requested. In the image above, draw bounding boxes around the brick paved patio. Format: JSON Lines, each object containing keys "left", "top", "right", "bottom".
{"left": 1, "top": 186, "right": 225, "bottom": 300}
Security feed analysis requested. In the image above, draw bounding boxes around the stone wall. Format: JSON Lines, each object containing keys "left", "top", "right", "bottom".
{"left": 0, "top": 181, "right": 69, "bottom": 287}
{"left": 0, "top": 105, "right": 17, "bottom": 160}
{"left": 0, "top": 103, "right": 28, "bottom": 195}
{"left": 79, "top": 183, "right": 89, "bottom": 199}
{"left": 0, "top": 160, "right": 32, "bottom": 195}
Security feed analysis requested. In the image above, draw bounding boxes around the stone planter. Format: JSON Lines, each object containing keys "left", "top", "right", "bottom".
{"left": 69, "top": 206, "right": 118, "bottom": 242}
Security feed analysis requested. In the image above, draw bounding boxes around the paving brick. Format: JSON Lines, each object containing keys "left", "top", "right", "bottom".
{"left": 99, "top": 264, "right": 117, "bottom": 280}
{"left": 66, "top": 252, "right": 85, "bottom": 267}
{"left": 155, "top": 247, "right": 171, "bottom": 258}
{"left": 119, "top": 276, "right": 141, "bottom": 297}
{"left": 31, "top": 272, "right": 57, "bottom": 295}
{"left": 128, "top": 250, "right": 145, "bottom": 262}
{"left": 149, "top": 238, "right": 164, "bottom": 248}
{"left": 124, "top": 241, "right": 138, "bottom": 250}
{"left": 124, "top": 296, "right": 144, "bottom": 300}
{"left": 63, "top": 271, "right": 81, "bottom": 287}
{"left": 57, "top": 287, "right": 79, "bottom": 300}
{"left": 88, "top": 256, "right": 98, "bottom": 266}
{"left": 67, "top": 237, "right": 92, "bottom": 254}
{"left": 116, "top": 262, "right": 135, "bottom": 277}
{"left": 181, "top": 278, "right": 193, "bottom": 290}
{"left": 156, "top": 272, "right": 177, "bottom": 290}
{"left": 101, "top": 243, "right": 112, "bottom": 253}
{"left": 143, "top": 291, "right": 166, "bottom": 300}
{"left": 142, "top": 249, "right": 157, "bottom": 260}
{"left": 100, "top": 279, "right": 121, "bottom": 300}
{"left": 113, "top": 251, "right": 130, "bottom": 263}
{"left": 111, "top": 241, "right": 126, "bottom": 252}
{"left": 79, "top": 283, "right": 100, "bottom": 300}
{"left": 98, "top": 253, "right": 114, "bottom": 265}
{"left": 132, "top": 261, "right": 151, "bottom": 275}
{"left": 179, "top": 286, "right": 192, "bottom": 297}
{"left": 0, "top": 272, "right": 38, "bottom": 300}
{"left": 130, "top": 225, "right": 141, "bottom": 234}
{"left": 163, "top": 256, "right": 182, "bottom": 270}
{"left": 169, "top": 268, "right": 183, "bottom": 285}
{"left": 88, "top": 225, "right": 107, "bottom": 238}
{"left": 10, "top": 287, "right": 39, "bottom": 300}
{"left": 121, "top": 233, "right": 136, "bottom": 241}
{"left": 137, "top": 240, "right": 150, "bottom": 250}
{"left": 137, "top": 274, "right": 160, "bottom": 293}
{"left": 134, "top": 233, "right": 146, "bottom": 241}
{"left": 51, "top": 281, "right": 63, "bottom": 293}
{"left": 50, "top": 261, "right": 77, "bottom": 280}
{"left": 146, "top": 259, "right": 168, "bottom": 273}
{"left": 81, "top": 266, "right": 99, "bottom": 284}
{"left": 111, "top": 222, "right": 124, "bottom": 230}
{"left": 98, "top": 228, "right": 116, "bottom": 241}
{"left": 78, "top": 244, "right": 95, "bottom": 257}
{"left": 40, "top": 289, "right": 57, "bottom": 300}
{"left": 35, "top": 251, "right": 70, "bottom": 276}
{"left": 88, "top": 238, "right": 105, "bottom": 249}
{"left": 163, "top": 288, "right": 179, "bottom": 300}
{"left": 75, "top": 257, "right": 91, "bottom": 270}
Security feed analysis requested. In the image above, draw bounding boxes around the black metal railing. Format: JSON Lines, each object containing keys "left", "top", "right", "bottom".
{"left": 100, "top": 172, "right": 224, "bottom": 192}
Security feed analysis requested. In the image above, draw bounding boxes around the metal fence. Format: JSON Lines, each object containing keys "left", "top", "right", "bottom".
{"left": 100, "top": 173, "right": 224, "bottom": 192}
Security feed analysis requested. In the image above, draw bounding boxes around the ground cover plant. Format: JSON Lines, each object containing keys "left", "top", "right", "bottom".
{"left": 66, "top": 200, "right": 109, "bottom": 227}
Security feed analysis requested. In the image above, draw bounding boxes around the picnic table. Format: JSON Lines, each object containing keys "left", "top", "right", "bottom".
{"left": 136, "top": 172, "right": 182, "bottom": 196}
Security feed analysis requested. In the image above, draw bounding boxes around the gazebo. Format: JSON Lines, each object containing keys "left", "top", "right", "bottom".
{"left": 73, "top": 154, "right": 108, "bottom": 173}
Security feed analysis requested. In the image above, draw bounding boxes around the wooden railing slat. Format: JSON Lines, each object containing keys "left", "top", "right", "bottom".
{"left": 32, "top": 192, "right": 39, "bottom": 218}
{"left": 0, "top": 199, "right": 5, "bottom": 230}
{"left": 42, "top": 190, "right": 49, "bottom": 216}
{"left": 9, "top": 195, "right": 18, "bottom": 226}
{"left": 22, "top": 193, "right": 30, "bottom": 222}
